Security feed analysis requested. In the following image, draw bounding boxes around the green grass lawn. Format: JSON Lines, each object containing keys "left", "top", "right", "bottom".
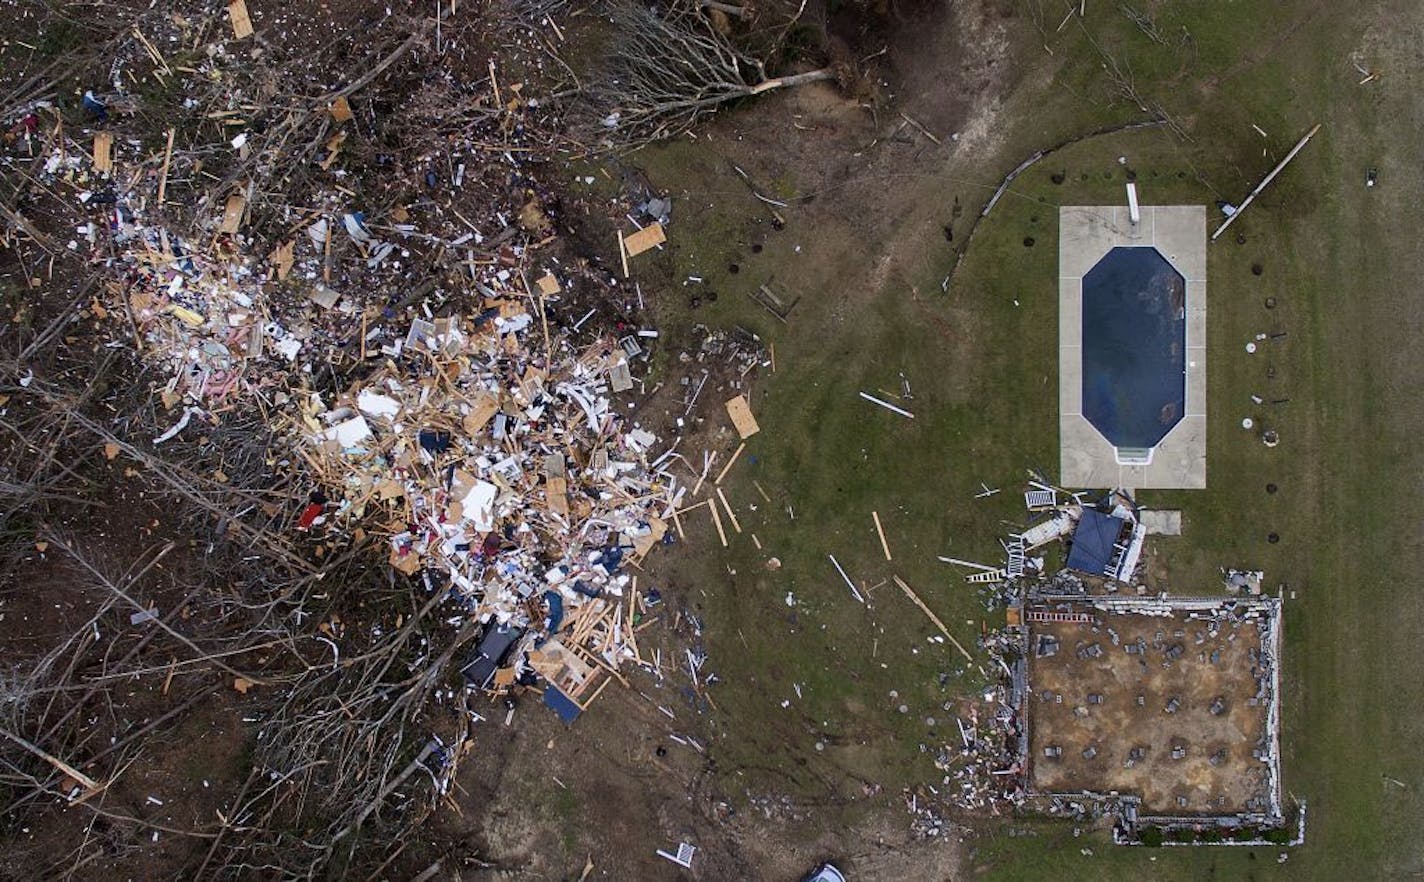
{"left": 626, "top": 0, "right": 1424, "bottom": 877}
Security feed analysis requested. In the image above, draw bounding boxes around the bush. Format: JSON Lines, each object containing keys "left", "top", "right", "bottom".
{"left": 1200, "top": 829, "right": 1224, "bottom": 843}
{"left": 1138, "top": 826, "right": 1165, "bottom": 847}
{"left": 1169, "top": 827, "right": 1195, "bottom": 843}
{"left": 1263, "top": 827, "right": 1291, "bottom": 845}
{"left": 1233, "top": 827, "right": 1258, "bottom": 842}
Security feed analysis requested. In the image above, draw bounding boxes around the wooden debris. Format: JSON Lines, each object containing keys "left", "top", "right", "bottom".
{"left": 708, "top": 497, "right": 728, "bottom": 547}
{"left": 92, "top": 132, "right": 113, "bottom": 174}
{"left": 715, "top": 487, "right": 741, "bottom": 533}
{"left": 893, "top": 575, "right": 973, "bottom": 661}
{"left": 157, "top": 128, "right": 175, "bottom": 203}
{"left": 622, "top": 222, "right": 666, "bottom": 257}
{"left": 218, "top": 194, "right": 246, "bottom": 235}
{"left": 724, "top": 394, "right": 760, "bottom": 439}
{"left": 714, "top": 442, "right": 745, "bottom": 485}
{"left": 269, "top": 240, "right": 295, "bottom": 280}
{"left": 872, "top": 510, "right": 892, "bottom": 561}
{"left": 228, "top": 0, "right": 253, "bottom": 39}
{"left": 328, "top": 96, "right": 354, "bottom": 122}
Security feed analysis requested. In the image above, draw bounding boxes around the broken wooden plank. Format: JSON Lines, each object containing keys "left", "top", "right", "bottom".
{"left": 708, "top": 497, "right": 728, "bottom": 547}
{"left": 92, "top": 132, "right": 113, "bottom": 174}
{"left": 872, "top": 510, "right": 892, "bottom": 561}
{"left": 622, "top": 222, "right": 665, "bottom": 257}
{"left": 714, "top": 442, "right": 745, "bottom": 485}
{"left": 228, "top": 0, "right": 253, "bottom": 39}
{"left": 724, "top": 395, "right": 760, "bottom": 439}
{"left": 157, "top": 128, "right": 175, "bottom": 203}
{"left": 218, "top": 193, "right": 246, "bottom": 234}
{"left": 715, "top": 487, "right": 741, "bottom": 533}
{"left": 328, "top": 95, "right": 353, "bottom": 122}
{"left": 269, "top": 240, "right": 295, "bottom": 280}
{"left": 893, "top": 575, "right": 973, "bottom": 662}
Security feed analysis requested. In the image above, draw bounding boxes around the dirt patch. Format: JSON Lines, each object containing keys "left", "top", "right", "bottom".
{"left": 1026, "top": 607, "right": 1271, "bottom": 814}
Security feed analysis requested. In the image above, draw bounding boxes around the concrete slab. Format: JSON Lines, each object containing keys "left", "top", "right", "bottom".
{"left": 1059, "top": 205, "right": 1207, "bottom": 489}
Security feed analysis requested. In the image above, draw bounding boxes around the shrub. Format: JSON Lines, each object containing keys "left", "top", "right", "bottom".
{"left": 1138, "top": 826, "right": 1165, "bottom": 847}
{"left": 1263, "top": 827, "right": 1291, "bottom": 845}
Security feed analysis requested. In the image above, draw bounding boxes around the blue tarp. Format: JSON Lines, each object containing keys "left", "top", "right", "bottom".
{"left": 1066, "top": 509, "right": 1127, "bottom": 575}
{"left": 543, "top": 685, "right": 582, "bottom": 723}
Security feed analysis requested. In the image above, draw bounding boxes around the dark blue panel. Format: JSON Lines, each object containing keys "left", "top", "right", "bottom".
{"left": 1081, "top": 247, "right": 1186, "bottom": 449}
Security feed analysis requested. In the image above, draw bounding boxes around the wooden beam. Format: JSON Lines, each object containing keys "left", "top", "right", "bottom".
{"left": 893, "top": 575, "right": 973, "bottom": 662}
{"left": 872, "top": 510, "right": 892, "bottom": 561}
{"left": 714, "top": 442, "right": 745, "bottom": 485}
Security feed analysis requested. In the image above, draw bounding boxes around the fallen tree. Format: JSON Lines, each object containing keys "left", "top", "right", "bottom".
{"left": 586, "top": 0, "right": 835, "bottom": 146}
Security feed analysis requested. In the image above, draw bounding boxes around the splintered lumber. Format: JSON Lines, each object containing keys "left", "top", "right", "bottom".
{"left": 893, "top": 575, "right": 973, "bottom": 662}
{"left": 157, "top": 128, "right": 175, "bottom": 203}
{"left": 714, "top": 442, "right": 745, "bottom": 485}
{"left": 219, "top": 194, "right": 246, "bottom": 234}
{"left": 622, "top": 222, "right": 666, "bottom": 257}
{"left": 617, "top": 230, "right": 629, "bottom": 278}
{"left": 751, "top": 480, "right": 772, "bottom": 503}
{"left": 725, "top": 395, "right": 760, "bottom": 439}
{"left": 828, "top": 554, "right": 865, "bottom": 604}
{"left": 715, "top": 487, "right": 741, "bottom": 533}
{"left": 858, "top": 391, "right": 914, "bottom": 419}
{"left": 328, "top": 96, "right": 354, "bottom": 122}
{"left": 92, "top": 132, "right": 113, "bottom": 173}
{"left": 1212, "top": 123, "right": 1321, "bottom": 241}
{"left": 228, "top": 0, "right": 253, "bottom": 39}
{"left": 872, "top": 511, "right": 892, "bottom": 561}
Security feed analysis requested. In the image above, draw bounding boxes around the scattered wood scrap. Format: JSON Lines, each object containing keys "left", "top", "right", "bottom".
{"left": 92, "top": 132, "right": 113, "bottom": 174}
{"left": 228, "top": 0, "right": 253, "bottom": 39}
{"left": 872, "top": 510, "right": 892, "bottom": 561}
{"left": 623, "top": 222, "right": 665, "bottom": 257}
{"left": 724, "top": 395, "right": 760, "bottom": 439}
{"left": 893, "top": 575, "right": 973, "bottom": 662}
{"left": 328, "top": 96, "right": 354, "bottom": 122}
{"left": 219, "top": 194, "right": 246, "bottom": 235}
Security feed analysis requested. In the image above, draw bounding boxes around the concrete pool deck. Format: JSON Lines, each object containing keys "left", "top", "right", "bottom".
{"left": 1060, "top": 205, "right": 1206, "bottom": 489}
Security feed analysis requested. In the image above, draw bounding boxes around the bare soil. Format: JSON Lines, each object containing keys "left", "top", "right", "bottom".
{"left": 1027, "top": 609, "right": 1269, "bottom": 815}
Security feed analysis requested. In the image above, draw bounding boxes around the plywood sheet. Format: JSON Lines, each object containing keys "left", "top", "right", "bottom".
{"left": 725, "top": 394, "right": 760, "bottom": 439}
{"left": 623, "top": 223, "right": 665, "bottom": 257}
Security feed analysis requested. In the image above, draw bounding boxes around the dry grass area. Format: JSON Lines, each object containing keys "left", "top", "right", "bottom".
{"left": 1026, "top": 607, "right": 1271, "bottom": 815}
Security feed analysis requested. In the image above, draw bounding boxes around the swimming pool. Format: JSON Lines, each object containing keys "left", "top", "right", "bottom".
{"left": 1080, "top": 246, "right": 1186, "bottom": 451}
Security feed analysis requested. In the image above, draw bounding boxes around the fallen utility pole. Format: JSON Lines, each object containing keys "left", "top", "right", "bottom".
{"left": 1211, "top": 123, "right": 1321, "bottom": 241}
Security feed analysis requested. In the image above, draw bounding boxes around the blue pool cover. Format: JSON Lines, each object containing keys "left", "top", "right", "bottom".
{"left": 1081, "top": 247, "right": 1186, "bottom": 449}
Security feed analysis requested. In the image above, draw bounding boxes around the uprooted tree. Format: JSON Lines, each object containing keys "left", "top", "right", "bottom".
{"left": 586, "top": 0, "right": 838, "bottom": 146}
